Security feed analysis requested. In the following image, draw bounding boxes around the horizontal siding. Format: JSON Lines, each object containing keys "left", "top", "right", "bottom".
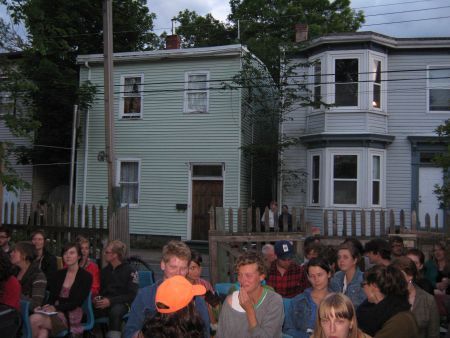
{"left": 325, "top": 113, "right": 367, "bottom": 133}
{"left": 306, "top": 114, "right": 325, "bottom": 134}
{"left": 368, "top": 113, "right": 388, "bottom": 134}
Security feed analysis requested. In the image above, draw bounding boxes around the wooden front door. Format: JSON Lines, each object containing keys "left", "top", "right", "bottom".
{"left": 192, "top": 180, "right": 223, "bottom": 240}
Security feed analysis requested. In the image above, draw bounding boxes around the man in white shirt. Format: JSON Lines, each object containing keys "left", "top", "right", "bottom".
{"left": 261, "top": 200, "right": 278, "bottom": 231}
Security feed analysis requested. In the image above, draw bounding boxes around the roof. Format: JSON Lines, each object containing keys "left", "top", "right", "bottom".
{"left": 76, "top": 44, "right": 248, "bottom": 64}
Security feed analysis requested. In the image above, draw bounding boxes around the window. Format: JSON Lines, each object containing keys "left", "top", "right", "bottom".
{"left": 311, "top": 155, "right": 320, "bottom": 204}
{"left": 372, "top": 60, "right": 382, "bottom": 108}
{"left": 185, "top": 72, "right": 209, "bottom": 113}
{"left": 429, "top": 66, "right": 450, "bottom": 112}
{"left": 372, "top": 155, "right": 381, "bottom": 205}
{"left": 192, "top": 165, "right": 222, "bottom": 177}
{"left": 118, "top": 160, "right": 140, "bottom": 206}
{"left": 120, "top": 75, "right": 143, "bottom": 118}
{"left": 335, "top": 59, "right": 358, "bottom": 107}
{"left": 333, "top": 155, "right": 358, "bottom": 204}
{"left": 313, "top": 61, "right": 322, "bottom": 109}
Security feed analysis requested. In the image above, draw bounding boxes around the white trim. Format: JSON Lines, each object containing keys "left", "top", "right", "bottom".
{"left": 184, "top": 71, "right": 210, "bottom": 113}
{"left": 116, "top": 158, "right": 141, "bottom": 208}
{"left": 368, "top": 149, "right": 386, "bottom": 208}
{"left": 426, "top": 64, "right": 450, "bottom": 113}
{"left": 308, "top": 151, "right": 323, "bottom": 206}
{"left": 119, "top": 74, "right": 144, "bottom": 119}
{"left": 187, "top": 165, "right": 193, "bottom": 240}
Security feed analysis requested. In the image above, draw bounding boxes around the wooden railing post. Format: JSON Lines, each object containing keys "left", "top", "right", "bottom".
{"left": 361, "top": 210, "right": 366, "bottom": 237}
{"left": 323, "top": 210, "right": 328, "bottom": 237}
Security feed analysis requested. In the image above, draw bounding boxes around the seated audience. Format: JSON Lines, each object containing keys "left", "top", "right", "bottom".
{"left": 77, "top": 236, "right": 100, "bottom": 298}
{"left": 31, "top": 229, "right": 57, "bottom": 280}
{"left": 10, "top": 241, "right": 47, "bottom": 310}
{"left": 124, "top": 240, "right": 210, "bottom": 338}
{"left": 30, "top": 242, "right": 92, "bottom": 338}
{"left": 216, "top": 251, "right": 284, "bottom": 338}
{"left": 313, "top": 293, "right": 371, "bottom": 338}
{"left": 364, "top": 239, "right": 391, "bottom": 266}
{"left": 389, "top": 236, "right": 405, "bottom": 258}
{"left": 425, "top": 241, "right": 450, "bottom": 291}
{"left": 261, "top": 244, "right": 277, "bottom": 270}
{"left": 330, "top": 242, "right": 366, "bottom": 307}
{"left": 267, "top": 240, "right": 309, "bottom": 298}
{"left": 284, "top": 257, "right": 332, "bottom": 338}
{"left": 138, "top": 275, "right": 207, "bottom": 338}
{"left": 0, "top": 225, "right": 12, "bottom": 254}
{"left": 95, "top": 240, "right": 139, "bottom": 338}
{"left": 0, "top": 250, "right": 21, "bottom": 337}
{"left": 407, "top": 248, "right": 433, "bottom": 294}
{"left": 187, "top": 250, "right": 213, "bottom": 292}
{"left": 357, "top": 264, "right": 419, "bottom": 338}
{"left": 391, "top": 256, "right": 440, "bottom": 338}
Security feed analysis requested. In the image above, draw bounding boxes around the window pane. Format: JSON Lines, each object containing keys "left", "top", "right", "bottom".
{"left": 334, "top": 155, "right": 357, "bottom": 179}
{"left": 124, "top": 77, "right": 141, "bottom": 95}
{"left": 373, "top": 61, "right": 381, "bottom": 84}
{"left": 372, "top": 181, "right": 380, "bottom": 205}
{"left": 335, "top": 59, "right": 358, "bottom": 106}
{"left": 193, "top": 165, "right": 222, "bottom": 177}
{"left": 430, "top": 89, "right": 450, "bottom": 111}
{"left": 429, "top": 67, "right": 450, "bottom": 85}
{"left": 313, "top": 156, "right": 320, "bottom": 179}
{"left": 334, "top": 181, "right": 357, "bottom": 204}
{"left": 188, "top": 74, "right": 207, "bottom": 90}
{"left": 373, "top": 84, "right": 381, "bottom": 108}
{"left": 120, "top": 162, "right": 139, "bottom": 205}
{"left": 373, "top": 156, "right": 380, "bottom": 179}
{"left": 188, "top": 92, "right": 207, "bottom": 112}
{"left": 120, "top": 183, "right": 138, "bottom": 204}
{"left": 335, "top": 83, "right": 358, "bottom": 106}
{"left": 124, "top": 97, "right": 141, "bottom": 114}
{"left": 121, "top": 162, "right": 139, "bottom": 181}
{"left": 312, "top": 181, "right": 320, "bottom": 204}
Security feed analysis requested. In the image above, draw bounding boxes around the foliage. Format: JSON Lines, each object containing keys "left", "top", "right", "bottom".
{"left": 433, "top": 120, "right": 450, "bottom": 208}
{"left": 0, "top": 17, "right": 24, "bottom": 51}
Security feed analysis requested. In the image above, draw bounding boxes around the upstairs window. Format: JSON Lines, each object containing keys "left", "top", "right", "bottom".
{"left": 118, "top": 160, "right": 140, "bottom": 207}
{"left": 313, "top": 61, "right": 322, "bottom": 109}
{"left": 372, "top": 60, "right": 382, "bottom": 109}
{"left": 120, "top": 75, "right": 143, "bottom": 119}
{"left": 429, "top": 66, "right": 450, "bottom": 112}
{"left": 184, "top": 72, "right": 209, "bottom": 113}
{"left": 335, "top": 59, "right": 358, "bottom": 107}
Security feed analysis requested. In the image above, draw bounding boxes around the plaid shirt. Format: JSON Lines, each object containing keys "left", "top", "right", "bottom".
{"left": 267, "top": 261, "right": 310, "bottom": 298}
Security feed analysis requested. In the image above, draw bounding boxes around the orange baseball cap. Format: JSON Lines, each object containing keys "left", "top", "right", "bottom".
{"left": 155, "top": 275, "right": 206, "bottom": 314}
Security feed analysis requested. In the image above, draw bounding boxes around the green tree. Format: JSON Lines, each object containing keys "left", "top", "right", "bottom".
{"left": 433, "top": 120, "right": 450, "bottom": 208}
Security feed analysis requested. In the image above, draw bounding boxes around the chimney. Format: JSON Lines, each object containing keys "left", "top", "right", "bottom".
{"left": 166, "top": 35, "right": 181, "bottom": 49}
{"left": 294, "top": 24, "right": 308, "bottom": 43}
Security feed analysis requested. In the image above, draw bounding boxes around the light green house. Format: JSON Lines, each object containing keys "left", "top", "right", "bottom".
{"left": 75, "top": 44, "right": 272, "bottom": 240}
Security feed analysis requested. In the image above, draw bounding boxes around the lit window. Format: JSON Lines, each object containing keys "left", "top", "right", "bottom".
{"left": 121, "top": 75, "right": 143, "bottom": 118}
{"left": 118, "top": 160, "right": 140, "bottom": 206}
{"left": 335, "top": 59, "right": 358, "bottom": 107}
{"left": 372, "top": 60, "right": 381, "bottom": 108}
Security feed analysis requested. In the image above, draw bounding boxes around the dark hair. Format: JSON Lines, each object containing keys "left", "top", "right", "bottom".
{"left": 61, "top": 242, "right": 81, "bottom": 258}
{"left": 322, "top": 245, "right": 338, "bottom": 271}
{"left": 307, "top": 257, "right": 331, "bottom": 275}
{"left": 391, "top": 256, "right": 418, "bottom": 280}
{"left": 343, "top": 238, "right": 364, "bottom": 256}
{"left": 304, "top": 242, "right": 323, "bottom": 257}
{"left": 338, "top": 242, "right": 361, "bottom": 262}
{"left": 140, "top": 301, "right": 205, "bottom": 338}
{"left": 364, "top": 239, "right": 391, "bottom": 260}
{"left": 31, "top": 229, "right": 46, "bottom": 240}
{"left": 389, "top": 236, "right": 404, "bottom": 245}
{"left": 13, "top": 241, "right": 37, "bottom": 262}
{"left": 0, "top": 250, "right": 15, "bottom": 283}
{"left": 190, "top": 250, "right": 203, "bottom": 266}
{"left": 364, "top": 265, "right": 408, "bottom": 298}
{"left": 407, "top": 248, "right": 425, "bottom": 265}
{"left": 304, "top": 236, "right": 321, "bottom": 249}
{"left": 0, "top": 226, "right": 11, "bottom": 237}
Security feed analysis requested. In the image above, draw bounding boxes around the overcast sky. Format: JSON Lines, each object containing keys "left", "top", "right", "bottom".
{"left": 1, "top": 0, "right": 450, "bottom": 41}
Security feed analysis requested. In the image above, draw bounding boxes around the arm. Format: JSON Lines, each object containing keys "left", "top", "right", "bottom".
{"left": 427, "top": 295, "right": 440, "bottom": 338}
{"left": 124, "top": 287, "right": 153, "bottom": 338}
{"left": 90, "top": 263, "right": 101, "bottom": 298}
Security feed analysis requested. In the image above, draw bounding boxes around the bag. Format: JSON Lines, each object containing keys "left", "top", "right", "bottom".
{"left": 0, "top": 303, "right": 21, "bottom": 337}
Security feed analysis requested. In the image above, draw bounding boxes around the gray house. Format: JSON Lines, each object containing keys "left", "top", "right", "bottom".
{"left": 75, "top": 44, "right": 272, "bottom": 240}
{"left": 280, "top": 32, "right": 450, "bottom": 230}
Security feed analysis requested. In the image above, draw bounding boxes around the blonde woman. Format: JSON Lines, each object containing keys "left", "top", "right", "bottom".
{"left": 313, "top": 293, "right": 371, "bottom": 338}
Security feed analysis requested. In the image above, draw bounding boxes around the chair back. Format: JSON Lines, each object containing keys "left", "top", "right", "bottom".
{"left": 214, "top": 282, "right": 233, "bottom": 297}
{"left": 138, "top": 270, "right": 154, "bottom": 288}
{"left": 20, "top": 300, "right": 31, "bottom": 338}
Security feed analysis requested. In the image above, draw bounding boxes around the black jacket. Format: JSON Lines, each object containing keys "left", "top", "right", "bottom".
{"left": 47, "top": 268, "right": 92, "bottom": 312}
{"left": 100, "top": 262, "right": 138, "bottom": 306}
{"left": 37, "top": 250, "right": 57, "bottom": 280}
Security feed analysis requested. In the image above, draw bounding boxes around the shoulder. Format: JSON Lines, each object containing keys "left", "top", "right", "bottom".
{"left": 265, "top": 289, "right": 283, "bottom": 304}
{"left": 291, "top": 289, "right": 311, "bottom": 307}
{"left": 77, "top": 268, "right": 93, "bottom": 281}
{"left": 332, "top": 270, "right": 345, "bottom": 281}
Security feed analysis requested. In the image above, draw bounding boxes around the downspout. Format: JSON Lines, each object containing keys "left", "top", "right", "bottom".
{"left": 81, "top": 61, "right": 91, "bottom": 227}
{"left": 237, "top": 47, "right": 243, "bottom": 215}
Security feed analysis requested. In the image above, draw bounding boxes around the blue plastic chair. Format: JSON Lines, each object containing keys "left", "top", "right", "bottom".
{"left": 282, "top": 298, "right": 294, "bottom": 338}
{"left": 20, "top": 300, "right": 31, "bottom": 338}
{"left": 138, "top": 270, "right": 154, "bottom": 288}
{"left": 50, "top": 291, "right": 94, "bottom": 338}
{"left": 214, "top": 282, "right": 233, "bottom": 297}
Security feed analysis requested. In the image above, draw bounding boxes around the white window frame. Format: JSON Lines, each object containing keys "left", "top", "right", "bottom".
{"left": 368, "top": 52, "right": 387, "bottom": 112}
{"left": 427, "top": 64, "right": 450, "bottom": 113}
{"left": 311, "top": 59, "right": 323, "bottom": 111}
{"left": 369, "top": 150, "right": 385, "bottom": 207}
{"left": 119, "top": 74, "right": 144, "bottom": 119}
{"left": 308, "top": 151, "right": 322, "bottom": 206}
{"left": 331, "top": 55, "right": 361, "bottom": 109}
{"left": 116, "top": 158, "right": 141, "bottom": 208}
{"left": 184, "top": 71, "right": 210, "bottom": 114}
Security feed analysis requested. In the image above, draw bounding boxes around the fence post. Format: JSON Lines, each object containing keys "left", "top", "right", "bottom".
{"left": 299, "top": 207, "right": 305, "bottom": 232}
{"left": 3, "top": 202, "right": 9, "bottom": 224}
{"left": 332, "top": 210, "right": 337, "bottom": 236}
{"left": 255, "top": 208, "right": 261, "bottom": 232}
{"left": 247, "top": 207, "right": 252, "bottom": 233}
{"left": 237, "top": 208, "right": 243, "bottom": 232}
{"left": 323, "top": 210, "right": 328, "bottom": 237}
{"left": 361, "top": 209, "right": 366, "bottom": 237}
{"left": 400, "top": 209, "right": 405, "bottom": 233}
{"left": 370, "top": 209, "right": 376, "bottom": 236}
{"left": 228, "top": 208, "right": 233, "bottom": 233}
{"left": 380, "top": 209, "right": 386, "bottom": 236}
{"left": 209, "top": 206, "right": 215, "bottom": 231}
{"left": 389, "top": 209, "right": 395, "bottom": 234}
{"left": 342, "top": 210, "right": 347, "bottom": 237}
{"left": 425, "top": 213, "right": 431, "bottom": 231}
{"left": 291, "top": 207, "right": 297, "bottom": 232}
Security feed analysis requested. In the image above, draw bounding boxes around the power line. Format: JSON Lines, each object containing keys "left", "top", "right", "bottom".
{"left": 361, "top": 15, "right": 450, "bottom": 26}
{"left": 353, "top": 0, "right": 437, "bottom": 10}
{"left": 364, "top": 5, "right": 450, "bottom": 17}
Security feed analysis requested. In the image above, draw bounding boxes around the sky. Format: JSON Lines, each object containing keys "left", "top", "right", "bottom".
{"left": 1, "top": 0, "right": 450, "bottom": 42}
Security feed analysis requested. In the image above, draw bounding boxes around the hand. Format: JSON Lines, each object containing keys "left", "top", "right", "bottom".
{"left": 94, "top": 297, "right": 111, "bottom": 309}
{"left": 38, "top": 304, "right": 56, "bottom": 313}
{"left": 238, "top": 288, "right": 254, "bottom": 313}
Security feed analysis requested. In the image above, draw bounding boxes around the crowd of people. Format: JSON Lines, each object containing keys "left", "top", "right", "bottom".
{"left": 0, "top": 223, "right": 448, "bottom": 338}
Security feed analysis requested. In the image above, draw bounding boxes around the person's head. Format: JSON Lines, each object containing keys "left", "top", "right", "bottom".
{"left": 76, "top": 235, "right": 90, "bottom": 259}
{"left": 161, "top": 240, "right": 191, "bottom": 279}
{"left": 362, "top": 265, "right": 408, "bottom": 304}
{"left": 281, "top": 205, "right": 289, "bottom": 214}
{"left": 323, "top": 245, "right": 338, "bottom": 274}
{"left": 269, "top": 200, "right": 278, "bottom": 212}
{"left": 187, "top": 250, "right": 203, "bottom": 282}
{"left": 406, "top": 248, "right": 425, "bottom": 271}
{"left": 62, "top": 242, "right": 82, "bottom": 267}
{"left": 364, "top": 239, "right": 391, "bottom": 264}
{"left": 275, "top": 240, "right": 295, "bottom": 269}
{"left": 31, "top": 229, "right": 46, "bottom": 251}
{"left": 307, "top": 257, "right": 332, "bottom": 291}
{"left": 10, "top": 241, "right": 37, "bottom": 266}
{"left": 390, "top": 256, "right": 418, "bottom": 285}
{"left": 104, "top": 240, "right": 127, "bottom": 263}
{"left": 140, "top": 275, "right": 206, "bottom": 338}
{"left": 389, "top": 236, "right": 405, "bottom": 257}
{"left": 337, "top": 242, "right": 360, "bottom": 273}
{"left": 342, "top": 238, "right": 364, "bottom": 257}
{"left": 261, "top": 244, "right": 277, "bottom": 268}
{"left": 432, "top": 241, "right": 448, "bottom": 263}
{"left": 0, "top": 250, "right": 15, "bottom": 283}
{"left": 235, "top": 252, "right": 266, "bottom": 295}
{"left": 304, "top": 236, "right": 321, "bottom": 248}
{"left": 0, "top": 226, "right": 11, "bottom": 250}
{"left": 304, "top": 242, "right": 323, "bottom": 261}
{"left": 314, "top": 293, "right": 360, "bottom": 338}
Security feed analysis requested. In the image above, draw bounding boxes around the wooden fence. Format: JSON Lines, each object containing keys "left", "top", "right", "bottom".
{"left": 208, "top": 206, "right": 449, "bottom": 285}
{"left": 1, "top": 202, "right": 129, "bottom": 259}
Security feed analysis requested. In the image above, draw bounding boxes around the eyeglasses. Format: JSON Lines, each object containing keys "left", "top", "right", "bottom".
{"left": 360, "top": 281, "right": 368, "bottom": 287}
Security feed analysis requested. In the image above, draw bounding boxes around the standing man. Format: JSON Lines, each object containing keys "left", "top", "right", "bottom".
{"left": 278, "top": 205, "right": 292, "bottom": 231}
{"left": 267, "top": 240, "right": 309, "bottom": 298}
{"left": 95, "top": 240, "right": 139, "bottom": 338}
{"left": 364, "top": 239, "right": 391, "bottom": 266}
{"left": 0, "top": 226, "right": 11, "bottom": 254}
{"left": 124, "top": 240, "right": 210, "bottom": 338}
{"left": 261, "top": 200, "right": 278, "bottom": 231}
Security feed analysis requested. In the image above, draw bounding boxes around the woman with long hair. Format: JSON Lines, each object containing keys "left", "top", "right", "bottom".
{"left": 313, "top": 293, "right": 370, "bottom": 338}
{"left": 76, "top": 236, "right": 100, "bottom": 298}
{"left": 391, "top": 256, "right": 439, "bottom": 338}
{"left": 330, "top": 242, "right": 366, "bottom": 307}
{"left": 356, "top": 265, "right": 419, "bottom": 338}
{"left": 10, "top": 241, "right": 47, "bottom": 310}
{"left": 31, "top": 230, "right": 57, "bottom": 280}
{"left": 30, "top": 242, "right": 92, "bottom": 338}
{"left": 0, "top": 250, "right": 21, "bottom": 337}
{"left": 284, "top": 257, "right": 332, "bottom": 338}
{"left": 425, "top": 241, "right": 450, "bottom": 292}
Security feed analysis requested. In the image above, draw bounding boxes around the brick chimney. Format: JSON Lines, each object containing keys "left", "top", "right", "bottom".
{"left": 166, "top": 35, "right": 181, "bottom": 49}
{"left": 294, "top": 24, "right": 308, "bottom": 43}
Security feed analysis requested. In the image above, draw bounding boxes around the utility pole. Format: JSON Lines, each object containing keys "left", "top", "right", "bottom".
{"left": 103, "top": 0, "right": 117, "bottom": 215}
